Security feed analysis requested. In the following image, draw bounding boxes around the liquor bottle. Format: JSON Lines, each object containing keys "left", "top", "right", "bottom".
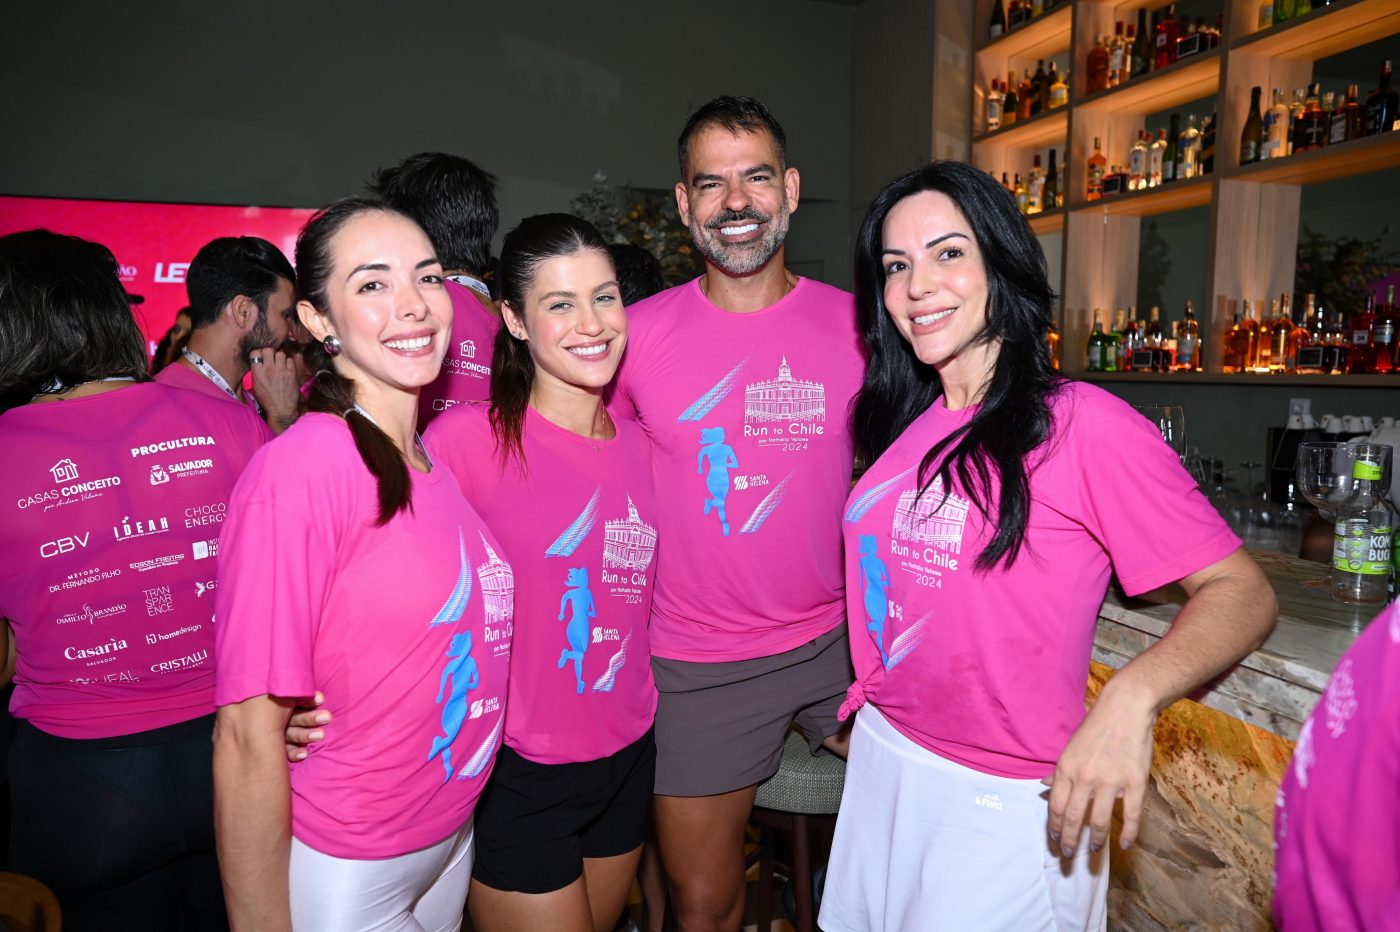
{"left": 1320, "top": 90, "right": 1336, "bottom": 139}
{"left": 1330, "top": 445, "right": 1394, "bottom": 605}
{"left": 1009, "top": 0, "right": 1031, "bottom": 28}
{"left": 1263, "top": 298, "right": 1287, "bottom": 371}
{"left": 1223, "top": 309, "right": 1254, "bottom": 373}
{"left": 1201, "top": 110, "right": 1216, "bottom": 175}
{"left": 1177, "top": 18, "right": 1207, "bottom": 59}
{"left": 1145, "top": 305, "right": 1168, "bottom": 371}
{"left": 1263, "top": 88, "right": 1290, "bottom": 159}
{"left": 1373, "top": 317, "right": 1396, "bottom": 374}
{"left": 1175, "top": 300, "right": 1201, "bottom": 371}
{"left": 1044, "top": 148, "right": 1060, "bottom": 209}
{"left": 1031, "top": 0, "right": 1044, "bottom": 18}
{"left": 1297, "top": 84, "right": 1327, "bottom": 152}
{"left": 1109, "top": 21, "right": 1127, "bottom": 87}
{"left": 1110, "top": 309, "right": 1127, "bottom": 370}
{"left": 1241, "top": 86, "right": 1265, "bottom": 163}
{"left": 1241, "top": 299, "right": 1263, "bottom": 369}
{"left": 1296, "top": 0, "right": 1311, "bottom": 15}
{"left": 1131, "top": 9, "right": 1151, "bottom": 77}
{"left": 1014, "top": 173, "right": 1029, "bottom": 214}
{"left": 1129, "top": 131, "right": 1149, "bottom": 190}
{"left": 1288, "top": 294, "right": 1316, "bottom": 372}
{"left": 1148, "top": 128, "right": 1166, "bottom": 187}
{"left": 1154, "top": 4, "right": 1181, "bottom": 70}
{"left": 1027, "top": 154, "right": 1046, "bottom": 214}
{"left": 1164, "top": 113, "right": 1180, "bottom": 181}
{"left": 1274, "top": 0, "right": 1295, "bottom": 26}
{"left": 1087, "top": 136, "right": 1107, "bottom": 200}
{"left": 1086, "top": 309, "right": 1108, "bottom": 371}
{"left": 1365, "top": 60, "right": 1398, "bottom": 135}
{"left": 1001, "top": 171, "right": 1012, "bottom": 194}
{"left": 1102, "top": 164, "right": 1128, "bottom": 197}
{"left": 1177, "top": 114, "right": 1201, "bottom": 179}
{"left": 989, "top": 0, "right": 1007, "bottom": 39}
{"left": 1289, "top": 88, "right": 1307, "bottom": 155}
{"left": 1121, "top": 313, "right": 1142, "bottom": 369}
{"left": 1003, "top": 76, "right": 1019, "bottom": 126}
{"left": 1349, "top": 293, "right": 1377, "bottom": 372}
{"left": 1031, "top": 60, "right": 1048, "bottom": 116}
{"left": 1087, "top": 35, "right": 1110, "bottom": 94}
{"left": 1327, "top": 82, "right": 1360, "bottom": 142}
{"left": 1048, "top": 64, "right": 1068, "bottom": 109}
{"left": 1324, "top": 309, "right": 1350, "bottom": 374}
{"left": 986, "top": 78, "right": 1004, "bottom": 132}
{"left": 1017, "top": 70, "right": 1033, "bottom": 119}
{"left": 1284, "top": 293, "right": 1308, "bottom": 371}
{"left": 1258, "top": 0, "right": 1273, "bottom": 31}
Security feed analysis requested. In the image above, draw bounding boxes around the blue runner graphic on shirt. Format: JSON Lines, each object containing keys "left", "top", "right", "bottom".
{"left": 546, "top": 487, "right": 602, "bottom": 558}
{"left": 458, "top": 715, "right": 503, "bottom": 781}
{"left": 857, "top": 535, "right": 893, "bottom": 666}
{"left": 429, "top": 528, "right": 473, "bottom": 626}
{"left": 698, "top": 426, "right": 738, "bottom": 536}
{"left": 592, "top": 628, "right": 632, "bottom": 693}
{"left": 887, "top": 611, "right": 930, "bottom": 670}
{"left": 558, "top": 568, "right": 597, "bottom": 694}
{"left": 428, "top": 630, "right": 480, "bottom": 781}
{"left": 678, "top": 358, "right": 750, "bottom": 423}
{"left": 844, "top": 467, "right": 918, "bottom": 523}
{"left": 738, "top": 470, "right": 794, "bottom": 535}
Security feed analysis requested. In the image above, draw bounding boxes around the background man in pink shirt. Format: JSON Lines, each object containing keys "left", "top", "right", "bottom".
{"left": 155, "top": 236, "right": 301, "bottom": 433}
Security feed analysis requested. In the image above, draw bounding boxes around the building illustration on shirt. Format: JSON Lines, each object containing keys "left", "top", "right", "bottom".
{"left": 891, "top": 477, "right": 970, "bottom": 553}
{"left": 744, "top": 358, "right": 825, "bottom": 423}
{"left": 603, "top": 496, "right": 657, "bottom": 570}
{"left": 51, "top": 458, "right": 80, "bottom": 483}
{"left": 459, "top": 339, "right": 477, "bottom": 359}
{"left": 476, "top": 536, "right": 515, "bottom": 624}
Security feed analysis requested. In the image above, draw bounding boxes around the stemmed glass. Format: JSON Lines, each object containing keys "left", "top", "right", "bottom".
{"left": 1134, "top": 405, "right": 1186, "bottom": 459}
{"left": 1294, "top": 442, "right": 1361, "bottom": 520}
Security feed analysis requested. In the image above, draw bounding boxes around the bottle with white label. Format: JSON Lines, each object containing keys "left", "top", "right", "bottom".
{"left": 1331, "top": 444, "right": 1395, "bottom": 605}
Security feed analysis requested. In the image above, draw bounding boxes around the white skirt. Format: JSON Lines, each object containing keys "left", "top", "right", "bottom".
{"left": 819, "top": 706, "right": 1107, "bottom": 932}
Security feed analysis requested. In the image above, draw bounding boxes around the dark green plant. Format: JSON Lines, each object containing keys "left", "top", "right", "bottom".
{"left": 570, "top": 173, "right": 702, "bottom": 286}
{"left": 1295, "top": 225, "right": 1398, "bottom": 317}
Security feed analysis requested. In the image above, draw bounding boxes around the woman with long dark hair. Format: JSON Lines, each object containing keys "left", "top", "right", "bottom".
{"left": 423, "top": 214, "right": 658, "bottom": 932}
{"left": 212, "top": 198, "right": 512, "bottom": 931}
{"left": 0, "top": 230, "right": 271, "bottom": 930}
{"left": 818, "top": 162, "right": 1277, "bottom": 930}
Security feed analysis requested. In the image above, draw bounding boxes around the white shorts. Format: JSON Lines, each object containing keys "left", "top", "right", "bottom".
{"left": 289, "top": 820, "right": 475, "bottom": 932}
{"left": 819, "top": 706, "right": 1108, "bottom": 932}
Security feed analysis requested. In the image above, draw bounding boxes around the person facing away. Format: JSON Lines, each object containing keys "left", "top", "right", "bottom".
{"left": 155, "top": 235, "right": 301, "bottom": 434}
{"left": 370, "top": 151, "right": 502, "bottom": 430}
{"left": 608, "top": 94, "right": 864, "bottom": 932}
{"left": 0, "top": 229, "right": 273, "bottom": 931}
{"left": 150, "top": 306, "right": 193, "bottom": 374}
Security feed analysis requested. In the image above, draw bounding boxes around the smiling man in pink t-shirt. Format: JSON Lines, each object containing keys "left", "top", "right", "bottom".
{"left": 611, "top": 96, "right": 862, "bottom": 932}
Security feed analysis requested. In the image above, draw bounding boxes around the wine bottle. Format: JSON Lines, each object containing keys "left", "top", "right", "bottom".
{"left": 1241, "top": 86, "right": 1264, "bottom": 163}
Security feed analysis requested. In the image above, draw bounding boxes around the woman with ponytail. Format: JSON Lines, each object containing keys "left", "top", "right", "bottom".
{"left": 818, "top": 162, "right": 1276, "bottom": 931}
{"left": 212, "top": 198, "right": 513, "bottom": 931}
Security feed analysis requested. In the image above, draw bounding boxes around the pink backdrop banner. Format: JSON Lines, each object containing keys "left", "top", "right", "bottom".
{"left": 0, "top": 195, "right": 314, "bottom": 354}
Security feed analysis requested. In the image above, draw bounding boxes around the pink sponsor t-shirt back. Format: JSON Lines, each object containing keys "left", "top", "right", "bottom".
{"left": 840, "top": 381, "right": 1241, "bottom": 778}
{"left": 1274, "top": 603, "right": 1400, "bottom": 931}
{"left": 427, "top": 404, "right": 658, "bottom": 765}
{"left": 215, "top": 413, "right": 513, "bottom": 859}
{"left": 0, "top": 382, "right": 272, "bottom": 738}
{"left": 611, "top": 277, "right": 863, "bottom": 662}
{"left": 417, "top": 279, "right": 499, "bottom": 431}
{"left": 155, "top": 357, "right": 260, "bottom": 413}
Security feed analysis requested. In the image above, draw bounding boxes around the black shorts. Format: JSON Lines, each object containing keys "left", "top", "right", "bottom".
{"left": 471, "top": 728, "right": 656, "bottom": 894}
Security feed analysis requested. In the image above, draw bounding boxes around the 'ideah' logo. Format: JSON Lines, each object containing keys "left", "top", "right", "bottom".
{"left": 51, "top": 459, "right": 80, "bottom": 483}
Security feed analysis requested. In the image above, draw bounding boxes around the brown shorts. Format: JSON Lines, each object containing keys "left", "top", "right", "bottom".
{"left": 651, "top": 622, "right": 854, "bottom": 797}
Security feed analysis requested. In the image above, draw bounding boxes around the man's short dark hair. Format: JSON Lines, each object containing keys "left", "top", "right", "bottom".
{"left": 369, "top": 152, "right": 499, "bottom": 275}
{"left": 677, "top": 96, "right": 788, "bottom": 179}
{"left": 608, "top": 243, "right": 666, "bottom": 306}
{"left": 185, "top": 236, "right": 295, "bottom": 330}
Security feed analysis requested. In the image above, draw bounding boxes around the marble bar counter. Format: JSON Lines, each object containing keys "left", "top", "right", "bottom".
{"left": 1088, "top": 550, "right": 1376, "bottom": 931}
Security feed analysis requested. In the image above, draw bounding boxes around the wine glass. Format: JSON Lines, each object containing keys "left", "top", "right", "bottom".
{"left": 1294, "top": 442, "right": 1357, "bottom": 520}
{"left": 1134, "top": 405, "right": 1186, "bottom": 459}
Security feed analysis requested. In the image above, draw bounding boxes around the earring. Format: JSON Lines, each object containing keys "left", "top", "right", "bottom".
{"left": 323, "top": 335, "right": 342, "bottom": 357}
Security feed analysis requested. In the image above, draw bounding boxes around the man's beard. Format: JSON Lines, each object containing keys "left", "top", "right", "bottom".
{"left": 688, "top": 205, "right": 790, "bottom": 277}
{"left": 237, "top": 307, "right": 277, "bottom": 367}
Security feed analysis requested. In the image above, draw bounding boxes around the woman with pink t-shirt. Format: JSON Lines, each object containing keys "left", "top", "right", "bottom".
{"left": 213, "top": 198, "right": 512, "bottom": 931}
{"left": 818, "top": 162, "right": 1278, "bottom": 931}
{"left": 0, "top": 230, "right": 272, "bottom": 931}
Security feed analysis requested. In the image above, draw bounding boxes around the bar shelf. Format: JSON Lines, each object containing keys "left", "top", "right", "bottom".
{"left": 976, "top": 3, "right": 1073, "bottom": 57}
{"left": 1224, "top": 131, "right": 1400, "bottom": 185}
{"left": 1075, "top": 49, "right": 1221, "bottom": 114}
{"left": 973, "top": 108, "right": 1069, "bottom": 148}
{"left": 1231, "top": 0, "right": 1400, "bottom": 59}
{"left": 1067, "top": 173, "right": 1213, "bottom": 216}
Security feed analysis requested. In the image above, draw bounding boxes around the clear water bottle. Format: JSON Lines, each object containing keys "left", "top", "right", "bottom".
{"left": 1331, "top": 443, "right": 1394, "bottom": 604}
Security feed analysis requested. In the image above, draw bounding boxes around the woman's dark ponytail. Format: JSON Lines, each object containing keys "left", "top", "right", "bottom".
{"left": 296, "top": 197, "right": 413, "bottom": 525}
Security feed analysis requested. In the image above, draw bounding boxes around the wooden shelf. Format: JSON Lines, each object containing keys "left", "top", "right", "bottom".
{"left": 976, "top": 3, "right": 1072, "bottom": 58}
{"left": 1231, "top": 0, "right": 1400, "bottom": 59}
{"left": 973, "top": 108, "right": 1068, "bottom": 148}
{"left": 1027, "top": 208, "right": 1066, "bottom": 234}
{"left": 1068, "top": 174, "right": 1213, "bottom": 216}
{"left": 1224, "top": 131, "right": 1400, "bottom": 185}
{"left": 1075, "top": 49, "right": 1221, "bottom": 114}
{"left": 1079, "top": 371, "right": 1400, "bottom": 387}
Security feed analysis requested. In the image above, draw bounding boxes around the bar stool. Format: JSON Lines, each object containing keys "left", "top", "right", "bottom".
{"left": 750, "top": 730, "right": 847, "bottom": 932}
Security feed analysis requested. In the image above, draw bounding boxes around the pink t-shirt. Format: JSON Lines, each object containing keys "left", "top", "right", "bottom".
{"left": 1274, "top": 603, "right": 1400, "bottom": 931}
{"left": 155, "top": 357, "right": 259, "bottom": 412}
{"left": 214, "top": 413, "right": 513, "bottom": 859}
{"left": 840, "top": 381, "right": 1241, "bottom": 779}
{"left": 417, "top": 280, "right": 498, "bottom": 431}
{"left": 611, "top": 277, "right": 863, "bottom": 661}
{"left": 0, "top": 382, "right": 272, "bottom": 738}
{"left": 426, "top": 404, "right": 658, "bottom": 765}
